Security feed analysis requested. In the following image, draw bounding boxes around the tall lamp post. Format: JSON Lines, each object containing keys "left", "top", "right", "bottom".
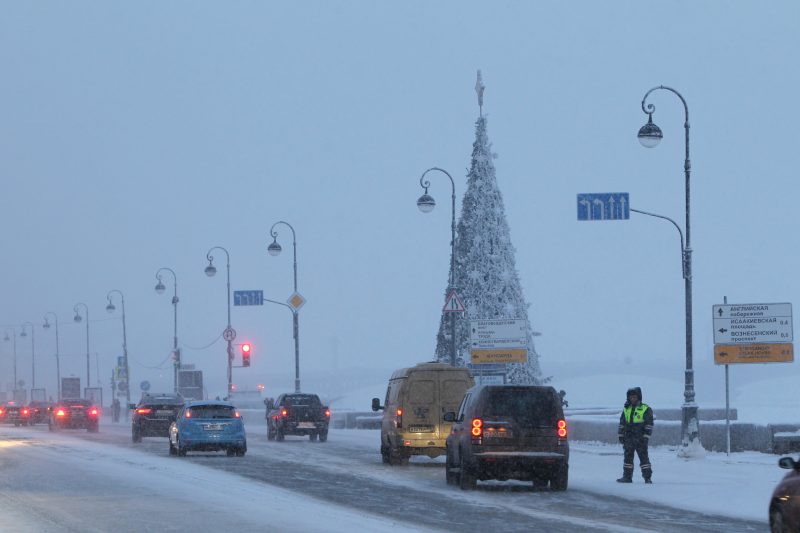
{"left": 417, "top": 167, "right": 458, "bottom": 366}
{"left": 268, "top": 221, "right": 302, "bottom": 393}
{"left": 20, "top": 322, "right": 36, "bottom": 390}
{"left": 637, "top": 85, "right": 700, "bottom": 452}
{"left": 73, "top": 303, "right": 90, "bottom": 391}
{"left": 155, "top": 268, "right": 180, "bottom": 393}
{"left": 204, "top": 246, "right": 234, "bottom": 396}
{"left": 43, "top": 312, "right": 61, "bottom": 400}
{"left": 3, "top": 328, "right": 18, "bottom": 392}
{"left": 106, "top": 290, "right": 131, "bottom": 418}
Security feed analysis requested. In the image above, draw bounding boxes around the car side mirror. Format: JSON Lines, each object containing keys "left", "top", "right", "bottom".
{"left": 371, "top": 398, "right": 383, "bottom": 412}
{"left": 778, "top": 457, "right": 798, "bottom": 470}
{"left": 264, "top": 399, "right": 274, "bottom": 410}
{"left": 128, "top": 403, "right": 136, "bottom": 410}
{"left": 443, "top": 411, "right": 457, "bottom": 422}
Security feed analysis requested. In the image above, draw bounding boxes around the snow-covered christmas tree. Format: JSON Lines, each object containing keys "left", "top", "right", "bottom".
{"left": 434, "top": 71, "right": 544, "bottom": 384}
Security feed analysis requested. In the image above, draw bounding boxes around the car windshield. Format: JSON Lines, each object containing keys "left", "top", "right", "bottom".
{"left": 483, "top": 389, "right": 558, "bottom": 426}
{"left": 188, "top": 405, "right": 235, "bottom": 419}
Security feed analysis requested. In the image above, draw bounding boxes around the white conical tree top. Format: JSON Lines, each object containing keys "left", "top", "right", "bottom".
{"left": 434, "top": 72, "right": 544, "bottom": 384}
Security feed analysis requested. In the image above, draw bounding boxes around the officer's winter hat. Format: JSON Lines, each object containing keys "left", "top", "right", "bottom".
{"left": 626, "top": 387, "right": 642, "bottom": 402}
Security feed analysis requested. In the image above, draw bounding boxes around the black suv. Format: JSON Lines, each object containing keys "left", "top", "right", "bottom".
{"left": 130, "top": 393, "right": 184, "bottom": 442}
{"left": 266, "top": 393, "right": 330, "bottom": 442}
{"left": 444, "top": 385, "right": 569, "bottom": 491}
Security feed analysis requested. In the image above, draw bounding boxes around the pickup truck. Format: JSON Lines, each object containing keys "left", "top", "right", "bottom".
{"left": 266, "top": 393, "right": 330, "bottom": 442}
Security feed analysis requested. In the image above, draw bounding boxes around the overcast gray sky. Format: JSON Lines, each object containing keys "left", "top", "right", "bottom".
{"left": 2, "top": 2, "right": 798, "bottom": 403}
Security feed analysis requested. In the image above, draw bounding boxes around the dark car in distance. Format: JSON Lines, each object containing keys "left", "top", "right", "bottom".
{"left": 26, "top": 400, "right": 53, "bottom": 426}
{"left": 0, "top": 401, "right": 28, "bottom": 426}
{"left": 266, "top": 393, "right": 330, "bottom": 442}
{"left": 444, "top": 385, "right": 569, "bottom": 491}
{"left": 49, "top": 399, "right": 100, "bottom": 432}
{"left": 770, "top": 455, "right": 800, "bottom": 532}
{"left": 130, "top": 393, "right": 185, "bottom": 442}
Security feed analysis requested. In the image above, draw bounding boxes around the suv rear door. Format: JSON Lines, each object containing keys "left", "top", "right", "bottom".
{"left": 480, "top": 388, "right": 560, "bottom": 450}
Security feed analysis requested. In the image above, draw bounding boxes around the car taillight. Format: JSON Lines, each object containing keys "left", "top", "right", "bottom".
{"left": 281, "top": 408, "right": 288, "bottom": 417}
{"left": 324, "top": 409, "right": 331, "bottom": 418}
{"left": 471, "top": 418, "right": 483, "bottom": 437}
{"left": 395, "top": 408, "right": 403, "bottom": 428}
{"left": 234, "top": 411, "right": 241, "bottom": 418}
{"left": 136, "top": 408, "right": 152, "bottom": 415}
{"left": 55, "top": 409, "right": 66, "bottom": 417}
{"left": 89, "top": 408, "right": 99, "bottom": 417}
{"left": 557, "top": 419, "right": 568, "bottom": 438}
{"left": 185, "top": 410, "right": 192, "bottom": 418}
{"left": 22, "top": 409, "right": 29, "bottom": 416}
{"left": 0, "top": 409, "right": 4, "bottom": 416}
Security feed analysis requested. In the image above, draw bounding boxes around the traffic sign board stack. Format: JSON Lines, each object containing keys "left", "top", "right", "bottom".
{"left": 712, "top": 303, "right": 793, "bottom": 364}
{"left": 469, "top": 318, "right": 528, "bottom": 364}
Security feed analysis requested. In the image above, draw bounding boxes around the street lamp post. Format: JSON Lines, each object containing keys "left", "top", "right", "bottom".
{"left": 638, "top": 85, "right": 700, "bottom": 452}
{"left": 155, "top": 268, "right": 180, "bottom": 393}
{"left": 106, "top": 290, "right": 131, "bottom": 419}
{"left": 417, "top": 167, "right": 458, "bottom": 366}
{"left": 268, "top": 221, "right": 301, "bottom": 393}
{"left": 3, "top": 328, "right": 18, "bottom": 392}
{"left": 43, "top": 312, "right": 61, "bottom": 400}
{"left": 73, "top": 303, "right": 90, "bottom": 391}
{"left": 20, "top": 322, "right": 35, "bottom": 390}
{"left": 204, "top": 247, "right": 234, "bottom": 397}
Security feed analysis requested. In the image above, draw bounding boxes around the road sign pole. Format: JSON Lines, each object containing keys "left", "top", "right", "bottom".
{"left": 723, "top": 295, "right": 731, "bottom": 457}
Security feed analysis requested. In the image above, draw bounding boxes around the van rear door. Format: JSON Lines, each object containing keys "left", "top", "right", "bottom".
{"left": 439, "top": 377, "right": 471, "bottom": 439}
{"left": 405, "top": 378, "right": 437, "bottom": 435}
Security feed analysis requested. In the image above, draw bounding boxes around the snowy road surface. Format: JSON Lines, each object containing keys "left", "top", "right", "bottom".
{"left": 0, "top": 422, "right": 769, "bottom": 532}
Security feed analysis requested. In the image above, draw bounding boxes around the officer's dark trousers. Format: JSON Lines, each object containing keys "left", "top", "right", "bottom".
{"left": 623, "top": 440, "right": 652, "bottom": 480}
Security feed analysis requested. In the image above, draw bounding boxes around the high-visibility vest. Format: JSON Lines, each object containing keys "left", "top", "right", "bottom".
{"left": 623, "top": 403, "right": 649, "bottom": 424}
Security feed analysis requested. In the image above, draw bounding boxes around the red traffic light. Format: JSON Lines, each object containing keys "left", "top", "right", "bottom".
{"left": 241, "top": 343, "right": 251, "bottom": 367}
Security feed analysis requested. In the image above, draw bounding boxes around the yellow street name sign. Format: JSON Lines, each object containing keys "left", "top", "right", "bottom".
{"left": 471, "top": 348, "right": 528, "bottom": 364}
{"left": 714, "top": 343, "right": 794, "bottom": 364}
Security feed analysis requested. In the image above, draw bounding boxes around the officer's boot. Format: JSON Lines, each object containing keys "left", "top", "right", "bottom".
{"left": 642, "top": 463, "right": 652, "bottom": 484}
{"left": 616, "top": 465, "right": 633, "bottom": 483}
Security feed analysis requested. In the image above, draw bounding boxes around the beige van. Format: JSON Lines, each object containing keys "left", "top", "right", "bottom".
{"left": 371, "top": 362, "right": 474, "bottom": 465}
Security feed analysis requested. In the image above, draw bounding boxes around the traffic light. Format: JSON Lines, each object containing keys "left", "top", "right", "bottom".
{"left": 241, "top": 343, "right": 251, "bottom": 367}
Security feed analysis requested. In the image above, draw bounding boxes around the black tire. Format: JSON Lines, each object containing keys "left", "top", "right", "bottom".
{"left": 381, "top": 444, "right": 390, "bottom": 464}
{"left": 445, "top": 447, "right": 458, "bottom": 485}
{"left": 267, "top": 425, "right": 275, "bottom": 441}
{"left": 318, "top": 431, "right": 328, "bottom": 443}
{"left": 226, "top": 448, "right": 236, "bottom": 456}
{"left": 169, "top": 441, "right": 177, "bottom": 456}
{"left": 87, "top": 423, "right": 99, "bottom": 433}
{"left": 459, "top": 455, "right": 477, "bottom": 490}
{"left": 550, "top": 464, "right": 568, "bottom": 491}
{"left": 132, "top": 427, "right": 142, "bottom": 443}
{"left": 276, "top": 428, "right": 285, "bottom": 442}
{"left": 771, "top": 508, "right": 788, "bottom": 533}
{"left": 309, "top": 432, "right": 318, "bottom": 442}
{"left": 388, "top": 445, "right": 407, "bottom": 466}
{"left": 176, "top": 437, "right": 187, "bottom": 456}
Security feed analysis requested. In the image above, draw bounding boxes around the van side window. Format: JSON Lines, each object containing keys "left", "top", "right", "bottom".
{"left": 384, "top": 386, "right": 391, "bottom": 407}
{"left": 457, "top": 393, "right": 471, "bottom": 420}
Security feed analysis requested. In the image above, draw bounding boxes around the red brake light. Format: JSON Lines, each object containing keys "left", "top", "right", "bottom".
{"left": 0, "top": 409, "right": 4, "bottom": 416}
{"left": 22, "top": 409, "right": 29, "bottom": 416}
{"left": 557, "top": 419, "right": 568, "bottom": 438}
{"left": 89, "top": 408, "right": 99, "bottom": 417}
{"left": 471, "top": 418, "right": 483, "bottom": 437}
{"left": 325, "top": 409, "right": 331, "bottom": 417}
{"left": 281, "top": 408, "right": 288, "bottom": 417}
{"left": 395, "top": 408, "right": 403, "bottom": 428}
{"left": 56, "top": 409, "right": 66, "bottom": 417}
{"left": 136, "top": 408, "right": 152, "bottom": 415}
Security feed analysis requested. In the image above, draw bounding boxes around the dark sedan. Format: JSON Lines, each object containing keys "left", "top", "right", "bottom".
{"left": 0, "top": 401, "right": 28, "bottom": 426}
{"left": 49, "top": 399, "right": 100, "bottom": 432}
{"left": 770, "top": 455, "right": 800, "bottom": 532}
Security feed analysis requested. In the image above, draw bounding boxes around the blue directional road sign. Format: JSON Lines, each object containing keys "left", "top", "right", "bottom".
{"left": 577, "top": 193, "right": 630, "bottom": 221}
{"left": 233, "top": 290, "right": 264, "bottom": 306}
{"left": 140, "top": 380, "right": 150, "bottom": 392}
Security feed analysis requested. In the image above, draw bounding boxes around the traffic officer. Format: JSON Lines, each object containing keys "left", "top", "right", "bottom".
{"left": 617, "top": 386, "right": 654, "bottom": 483}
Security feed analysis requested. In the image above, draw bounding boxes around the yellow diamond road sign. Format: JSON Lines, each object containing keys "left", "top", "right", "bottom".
{"left": 288, "top": 292, "right": 306, "bottom": 311}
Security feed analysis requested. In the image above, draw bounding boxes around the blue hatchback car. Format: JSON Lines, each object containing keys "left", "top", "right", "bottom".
{"left": 169, "top": 401, "right": 247, "bottom": 457}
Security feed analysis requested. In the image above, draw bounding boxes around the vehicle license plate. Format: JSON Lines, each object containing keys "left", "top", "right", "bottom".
{"left": 484, "top": 427, "right": 511, "bottom": 438}
{"left": 156, "top": 410, "right": 172, "bottom": 416}
{"left": 408, "top": 426, "right": 434, "bottom": 433}
{"left": 204, "top": 424, "right": 223, "bottom": 431}
{"left": 297, "top": 422, "right": 315, "bottom": 428}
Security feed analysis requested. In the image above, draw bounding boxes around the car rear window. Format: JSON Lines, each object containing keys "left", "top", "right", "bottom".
{"left": 409, "top": 380, "right": 435, "bottom": 404}
{"left": 188, "top": 405, "right": 236, "bottom": 419}
{"left": 483, "top": 389, "right": 558, "bottom": 426}
{"left": 284, "top": 395, "right": 320, "bottom": 407}
{"left": 143, "top": 397, "right": 183, "bottom": 406}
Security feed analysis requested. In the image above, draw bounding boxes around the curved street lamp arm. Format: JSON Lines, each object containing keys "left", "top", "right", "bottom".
{"left": 107, "top": 289, "right": 124, "bottom": 304}
{"left": 630, "top": 207, "right": 689, "bottom": 282}
{"left": 206, "top": 246, "right": 230, "bottom": 265}
{"left": 43, "top": 312, "right": 58, "bottom": 326}
{"left": 641, "top": 85, "right": 689, "bottom": 124}
{"left": 264, "top": 298, "right": 295, "bottom": 315}
{"left": 269, "top": 221, "right": 296, "bottom": 243}
{"left": 73, "top": 302, "right": 88, "bottom": 315}
{"left": 156, "top": 267, "right": 177, "bottom": 285}
{"left": 419, "top": 167, "right": 455, "bottom": 195}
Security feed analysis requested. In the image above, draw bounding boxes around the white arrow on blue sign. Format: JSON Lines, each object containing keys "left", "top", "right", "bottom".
{"left": 577, "top": 193, "right": 630, "bottom": 221}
